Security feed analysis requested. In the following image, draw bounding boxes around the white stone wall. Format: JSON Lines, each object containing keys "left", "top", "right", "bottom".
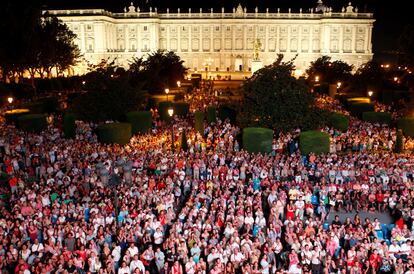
{"left": 51, "top": 5, "right": 374, "bottom": 77}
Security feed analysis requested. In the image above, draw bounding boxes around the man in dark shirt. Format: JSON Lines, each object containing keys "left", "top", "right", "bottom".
{"left": 65, "top": 259, "right": 77, "bottom": 273}
{"left": 331, "top": 215, "right": 342, "bottom": 229}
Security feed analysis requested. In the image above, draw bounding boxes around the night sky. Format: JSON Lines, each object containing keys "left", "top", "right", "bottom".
{"left": 40, "top": 0, "right": 411, "bottom": 61}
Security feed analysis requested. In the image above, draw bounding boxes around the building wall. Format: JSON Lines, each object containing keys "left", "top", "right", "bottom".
{"left": 49, "top": 4, "right": 374, "bottom": 78}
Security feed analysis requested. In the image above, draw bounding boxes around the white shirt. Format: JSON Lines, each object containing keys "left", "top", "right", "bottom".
{"left": 118, "top": 266, "right": 131, "bottom": 274}
{"left": 130, "top": 259, "right": 145, "bottom": 272}
{"left": 154, "top": 231, "right": 164, "bottom": 245}
{"left": 128, "top": 246, "right": 139, "bottom": 257}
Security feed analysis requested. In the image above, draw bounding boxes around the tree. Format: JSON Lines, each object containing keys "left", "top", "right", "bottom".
{"left": 71, "top": 70, "right": 146, "bottom": 122}
{"left": 71, "top": 81, "right": 145, "bottom": 122}
{"left": 351, "top": 61, "right": 388, "bottom": 95}
{"left": 398, "top": 24, "right": 414, "bottom": 70}
{"left": 129, "top": 50, "right": 187, "bottom": 93}
{"left": 239, "top": 54, "right": 327, "bottom": 132}
{"left": 306, "top": 56, "right": 353, "bottom": 84}
{"left": 0, "top": 1, "right": 80, "bottom": 86}
{"left": 181, "top": 131, "right": 188, "bottom": 152}
{"left": 36, "top": 16, "right": 81, "bottom": 78}
{"left": 0, "top": 0, "right": 40, "bottom": 82}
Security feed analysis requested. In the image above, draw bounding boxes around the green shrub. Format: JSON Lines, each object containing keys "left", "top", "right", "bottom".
{"left": 349, "top": 102, "right": 375, "bottom": 118}
{"left": 242, "top": 127, "right": 273, "bottom": 154}
{"left": 362, "top": 112, "right": 392, "bottom": 124}
{"left": 218, "top": 105, "right": 237, "bottom": 123}
{"left": 97, "top": 123, "right": 132, "bottom": 145}
{"left": 4, "top": 109, "right": 30, "bottom": 124}
{"left": 299, "top": 130, "right": 330, "bottom": 155}
{"left": 22, "top": 102, "right": 44, "bottom": 114}
{"left": 38, "top": 97, "right": 59, "bottom": 114}
{"left": 194, "top": 111, "right": 204, "bottom": 134}
{"left": 63, "top": 114, "right": 76, "bottom": 138}
{"left": 329, "top": 113, "right": 349, "bottom": 132}
{"left": 158, "top": 101, "right": 173, "bottom": 121}
{"left": 173, "top": 103, "right": 190, "bottom": 117}
{"left": 22, "top": 97, "right": 59, "bottom": 114}
{"left": 207, "top": 106, "right": 216, "bottom": 124}
{"left": 181, "top": 131, "right": 188, "bottom": 152}
{"left": 125, "top": 111, "right": 152, "bottom": 134}
{"left": 395, "top": 129, "right": 404, "bottom": 153}
{"left": 17, "top": 114, "right": 48, "bottom": 133}
{"left": 397, "top": 117, "right": 414, "bottom": 137}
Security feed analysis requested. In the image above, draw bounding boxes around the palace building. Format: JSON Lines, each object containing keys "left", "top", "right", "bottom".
{"left": 48, "top": 1, "right": 374, "bottom": 79}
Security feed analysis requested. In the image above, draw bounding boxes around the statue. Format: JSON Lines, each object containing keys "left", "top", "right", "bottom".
{"left": 253, "top": 39, "right": 262, "bottom": 61}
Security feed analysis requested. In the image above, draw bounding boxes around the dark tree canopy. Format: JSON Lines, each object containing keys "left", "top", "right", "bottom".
{"left": 129, "top": 50, "right": 187, "bottom": 93}
{"left": 0, "top": 1, "right": 80, "bottom": 83}
{"left": 306, "top": 55, "right": 353, "bottom": 84}
{"left": 239, "top": 55, "right": 328, "bottom": 132}
{"left": 398, "top": 24, "right": 414, "bottom": 69}
{"left": 351, "top": 61, "right": 387, "bottom": 94}
{"left": 72, "top": 62, "right": 146, "bottom": 122}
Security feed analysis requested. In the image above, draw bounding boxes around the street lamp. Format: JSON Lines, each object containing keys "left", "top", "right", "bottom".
{"left": 368, "top": 90, "right": 373, "bottom": 97}
{"left": 337, "top": 82, "right": 342, "bottom": 89}
{"left": 165, "top": 88, "right": 170, "bottom": 102}
{"left": 168, "top": 107, "right": 174, "bottom": 154}
{"left": 177, "top": 81, "right": 181, "bottom": 88}
{"left": 315, "top": 76, "right": 320, "bottom": 82}
{"left": 7, "top": 97, "right": 13, "bottom": 104}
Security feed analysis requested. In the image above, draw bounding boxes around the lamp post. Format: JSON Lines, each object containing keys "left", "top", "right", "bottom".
{"left": 7, "top": 97, "right": 13, "bottom": 104}
{"left": 168, "top": 107, "right": 174, "bottom": 154}
{"left": 368, "top": 90, "right": 373, "bottom": 97}
{"left": 165, "top": 88, "right": 170, "bottom": 102}
{"left": 177, "top": 81, "right": 181, "bottom": 88}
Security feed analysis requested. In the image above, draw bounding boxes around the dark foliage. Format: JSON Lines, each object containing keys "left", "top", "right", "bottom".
{"left": 128, "top": 50, "right": 187, "bottom": 93}
{"left": 242, "top": 127, "right": 273, "bottom": 154}
{"left": 239, "top": 54, "right": 326, "bottom": 132}
{"left": 306, "top": 56, "right": 353, "bottom": 84}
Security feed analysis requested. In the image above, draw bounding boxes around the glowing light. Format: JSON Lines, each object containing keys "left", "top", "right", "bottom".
{"left": 177, "top": 81, "right": 181, "bottom": 88}
{"left": 167, "top": 108, "right": 174, "bottom": 117}
{"left": 82, "top": 80, "right": 86, "bottom": 85}
{"left": 394, "top": 77, "right": 398, "bottom": 82}
{"left": 368, "top": 91, "right": 373, "bottom": 97}
{"left": 165, "top": 88, "right": 169, "bottom": 94}
{"left": 7, "top": 97, "right": 13, "bottom": 104}
{"left": 315, "top": 76, "right": 320, "bottom": 82}
{"left": 337, "top": 82, "right": 342, "bottom": 88}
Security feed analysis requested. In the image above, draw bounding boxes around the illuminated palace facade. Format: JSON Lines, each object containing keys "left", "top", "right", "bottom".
{"left": 49, "top": 1, "right": 374, "bottom": 78}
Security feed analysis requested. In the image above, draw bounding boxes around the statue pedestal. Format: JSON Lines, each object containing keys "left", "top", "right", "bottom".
{"left": 251, "top": 60, "right": 264, "bottom": 74}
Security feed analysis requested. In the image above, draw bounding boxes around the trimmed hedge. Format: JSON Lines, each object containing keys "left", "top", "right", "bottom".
{"left": 126, "top": 111, "right": 152, "bottom": 134}
{"left": 207, "top": 106, "right": 216, "bottom": 124}
{"left": 158, "top": 101, "right": 173, "bottom": 121}
{"left": 194, "top": 111, "right": 204, "bottom": 134}
{"left": 397, "top": 117, "right": 414, "bottom": 137}
{"left": 299, "top": 130, "right": 330, "bottom": 155}
{"left": 329, "top": 113, "right": 349, "bottom": 132}
{"left": 362, "top": 111, "right": 392, "bottom": 124}
{"left": 242, "top": 127, "right": 273, "bottom": 154}
{"left": 395, "top": 129, "right": 404, "bottom": 153}
{"left": 17, "top": 114, "right": 48, "bottom": 133}
{"left": 174, "top": 103, "right": 190, "bottom": 117}
{"left": 218, "top": 105, "right": 237, "bottom": 123}
{"left": 349, "top": 102, "right": 375, "bottom": 118}
{"left": 63, "top": 114, "right": 76, "bottom": 138}
{"left": 97, "top": 123, "right": 132, "bottom": 145}
{"left": 22, "top": 97, "right": 59, "bottom": 114}
{"left": 4, "top": 109, "right": 30, "bottom": 124}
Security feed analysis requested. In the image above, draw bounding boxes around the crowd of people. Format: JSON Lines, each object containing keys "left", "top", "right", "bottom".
{"left": 0, "top": 93, "right": 414, "bottom": 274}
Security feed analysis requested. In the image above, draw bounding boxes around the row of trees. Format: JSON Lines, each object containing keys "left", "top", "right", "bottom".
{"left": 0, "top": 1, "right": 80, "bottom": 85}
{"left": 70, "top": 50, "right": 187, "bottom": 121}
